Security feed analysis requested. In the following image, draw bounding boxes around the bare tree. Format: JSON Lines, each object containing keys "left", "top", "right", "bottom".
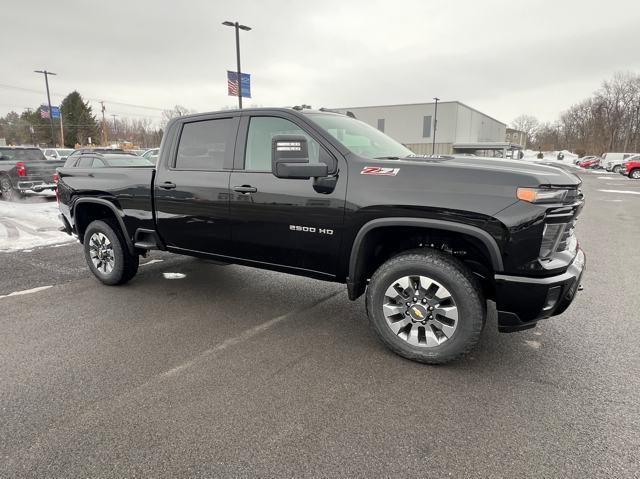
{"left": 161, "top": 105, "right": 196, "bottom": 128}
{"left": 510, "top": 114, "right": 539, "bottom": 146}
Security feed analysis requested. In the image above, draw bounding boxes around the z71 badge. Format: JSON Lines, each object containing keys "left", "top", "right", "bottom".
{"left": 360, "top": 166, "right": 400, "bottom": 176}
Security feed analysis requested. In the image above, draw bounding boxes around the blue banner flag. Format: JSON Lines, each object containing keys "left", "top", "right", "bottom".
{"left": 51, "top": 106, "right": 60, "bottom": 119}
{"left": 227, "top": 71, "right": 251, "bottom": 98}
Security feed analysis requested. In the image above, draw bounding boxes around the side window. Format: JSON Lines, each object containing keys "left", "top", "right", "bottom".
{"left": 175, "top": 118, "right": 235, "bottom": 170}
{"left": 44, "top": 149, "right": 53, "bottom": 156}
{"left": 77, "top": 157, "right": 93, "bottom": 168}
{"left": 245, "top": 116, "right": 328, "bottom": 171}
{"left": 92, "top": 158, "right": 106, "bottom": 168}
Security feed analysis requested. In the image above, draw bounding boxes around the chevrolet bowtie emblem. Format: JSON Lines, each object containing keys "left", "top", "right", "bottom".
{"left": 413, "top": 308, "right": 424, "bottom": 319}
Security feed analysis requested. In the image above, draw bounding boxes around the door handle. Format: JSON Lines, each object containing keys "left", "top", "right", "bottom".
{"left": 159, "top": 181, "right": 177, "bottom": 190}
{"left": 233, "top": 185, "right": 257, "bottom": 194}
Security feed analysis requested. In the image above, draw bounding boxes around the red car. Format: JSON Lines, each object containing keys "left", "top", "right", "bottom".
{"left": 623, "top": 158, "right": 640, "bottom": 179}
{"left": 578, "top": 157, "right": 601, "bottom": 169}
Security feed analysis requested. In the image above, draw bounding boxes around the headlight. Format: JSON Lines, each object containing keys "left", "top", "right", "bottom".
{"left": 517, "top": 187, "right": 569, "bottom": 204}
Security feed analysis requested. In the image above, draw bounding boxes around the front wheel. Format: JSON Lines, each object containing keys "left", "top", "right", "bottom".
{"left": 613, "top": 165, "right": 622, "bottom": 174}
{"left": 365, "top": 250, "right": 485, "bottom": 364}
{"left": 83, "top": 219, "right": 139, "bottom": 285}
{"left": 630, "top": 169, "right": 640, "bottom": 179}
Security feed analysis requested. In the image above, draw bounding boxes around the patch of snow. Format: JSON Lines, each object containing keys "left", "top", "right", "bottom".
{"left": 0, "top": 196, "right": 74, "bottom": 252}
{"left": 163, "top": 272, "right": 186, "bottom": 279}
{"left": 521, "top": 149, "right": 582, "bottom": 169}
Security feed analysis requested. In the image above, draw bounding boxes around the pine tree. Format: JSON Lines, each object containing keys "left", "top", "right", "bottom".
{"left": 60, "top": 91, "right": 100, "bottom": 147}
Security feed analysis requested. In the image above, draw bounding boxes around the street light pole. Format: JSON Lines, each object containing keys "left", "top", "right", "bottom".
{"left": 432, "top": 97, "right": 440, "bottom": 155}
{"left": 223, "top": 21, "right": 251, "bottom": 109}
{"left": 34, "top": 69, "right": 57, "bottom": 146}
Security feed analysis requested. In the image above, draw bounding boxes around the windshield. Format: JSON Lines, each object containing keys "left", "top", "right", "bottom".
{"left": 307, "top": 113, "right": 414, "bottom": 159}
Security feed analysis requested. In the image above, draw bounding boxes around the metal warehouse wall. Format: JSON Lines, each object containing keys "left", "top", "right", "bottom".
{"left": 334, "top": 102, "right": 505, "bottom": 147}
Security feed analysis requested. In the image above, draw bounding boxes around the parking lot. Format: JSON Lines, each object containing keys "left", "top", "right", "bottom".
{"left": 1, "top": 169, "right": 639, "bottom": 477}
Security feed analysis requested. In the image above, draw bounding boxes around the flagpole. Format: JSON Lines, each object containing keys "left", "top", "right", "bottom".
{"left": 34, "top": 70, "right": 57, "bottom": 147}
{"left": 59, "top": 111, "right": 65, "bottom": 147}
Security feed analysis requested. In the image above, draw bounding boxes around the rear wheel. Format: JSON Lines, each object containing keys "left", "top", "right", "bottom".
{"left": 630, "top": 169, "right": 640, "bottom": 179}
{"left": 0, "top": 175, "right": 23, "bottom": 201}
{"left": 613, "top": 165, "right": 622, "bottom": 174}
{"left": 365, "top": 249, "right": 485, "bottom": 364}
{"left": 83, "top": 219, "right": 139, "bottom": 285}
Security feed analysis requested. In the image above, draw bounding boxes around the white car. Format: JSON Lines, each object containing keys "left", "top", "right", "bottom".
{"left": 42, "top": 148, "right": 74, "bottom": 161}
{"left": 142, "top": 148, "right": 160, "bottom": 163}
{"left": 602, "top": 152, "right": 639, "bottom": 173}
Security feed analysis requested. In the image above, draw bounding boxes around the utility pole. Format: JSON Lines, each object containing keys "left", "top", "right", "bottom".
{"left": 34, "top": 69, "right": 57, "bottom": 146}
{"left": 100, "top": 101, "right": 108, "bottom": 144}
{"left": 222, "top": 21, "right": 252, "bottom": 109}
{"left": 59, "top": 112, "right": 65, "bottom": 147}
{"left": 432, "top": 97, "right": 440, "bottom": 155}
{"left": 111, "top": 114, "right": 118, "bottom": 142}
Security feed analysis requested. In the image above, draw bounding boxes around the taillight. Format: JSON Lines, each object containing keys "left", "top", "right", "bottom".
{"left": 16, "top": 162, "right": 27, "bottom": 177}
{"left": 53, "top": 172, "right": 59, "bottom": 184}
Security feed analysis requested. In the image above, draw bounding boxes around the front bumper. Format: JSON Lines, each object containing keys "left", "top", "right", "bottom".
{"left": 494, "top": 249, "right": 585, "bottom": 332}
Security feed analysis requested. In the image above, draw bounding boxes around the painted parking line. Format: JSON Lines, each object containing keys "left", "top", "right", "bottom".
{"left": 0, "top": 285, "right": 53, "bottom": 300}
{"left": 597, "top": 189, "right": 640, "bottom": 195}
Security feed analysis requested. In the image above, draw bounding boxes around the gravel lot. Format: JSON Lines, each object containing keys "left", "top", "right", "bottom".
{"left": 1, "top": 169, "right": 639, "bottom": 478}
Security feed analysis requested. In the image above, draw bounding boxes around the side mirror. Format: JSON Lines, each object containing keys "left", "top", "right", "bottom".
{"left": 272, "top": 135, "right": 328, "bottom": 179}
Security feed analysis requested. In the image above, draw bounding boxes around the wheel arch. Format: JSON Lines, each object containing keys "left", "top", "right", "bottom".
{"left": 347, "top": 218, "right": 504, "bottom": 300}
{"left": 73, "top": 198, "right": 135, "bottom": 255}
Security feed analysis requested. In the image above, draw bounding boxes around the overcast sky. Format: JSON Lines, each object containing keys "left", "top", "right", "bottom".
{"left": 2, "top": 0, "right": 639, "bottom": 126}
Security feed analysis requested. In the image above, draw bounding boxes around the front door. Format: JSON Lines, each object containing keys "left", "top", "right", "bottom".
{"left": 228, "top": 114, "right": 347, "bottom": 277}
{"left": 154, "top": 114, "right": 239, "bottom": 255}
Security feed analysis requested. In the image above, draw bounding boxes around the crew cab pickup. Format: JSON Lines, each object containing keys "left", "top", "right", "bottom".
{"left": 57, "top": 108, "right": 586, "bottom": 364}
{"left": 0, "top": 147, "right": 64, "bottom": 200}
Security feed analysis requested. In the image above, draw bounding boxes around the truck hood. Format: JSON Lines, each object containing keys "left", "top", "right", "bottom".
{"left": 397, "top": 155, "right": 582, "bottom": 187}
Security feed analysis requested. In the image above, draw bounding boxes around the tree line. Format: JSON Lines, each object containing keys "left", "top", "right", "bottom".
{"left": 0, "top": 91, "right": 192, "bottom": 148}
{"left": 512, "top": 72, "right": 640, "bottom": 156}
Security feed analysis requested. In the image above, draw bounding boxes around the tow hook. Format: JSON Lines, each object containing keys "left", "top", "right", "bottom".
{"left": 578, "top": 284, "right": 584, "bottom": 291}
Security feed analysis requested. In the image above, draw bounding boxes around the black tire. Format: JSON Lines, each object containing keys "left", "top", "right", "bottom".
{"left": 0, "top": 175, "right": 24, "bottom": 201}
{"left": 613, "top": 165, "right": 622, "bottom": 174}
{"left": 365, "top": 249, "right": 485, "bottom": 364}
{"left": 83, "top": 219, "right": 139, "bottom": 285}
{"left": 630, "top": 169, "right": 640, "bottom": 179}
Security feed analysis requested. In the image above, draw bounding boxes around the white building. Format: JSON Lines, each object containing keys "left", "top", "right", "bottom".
{"left": 333, "top": 101, "right": 519, "bottom": 157}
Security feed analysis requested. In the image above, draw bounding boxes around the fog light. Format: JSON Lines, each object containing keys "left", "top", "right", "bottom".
{"left": 543, "top": 286, "right": 562, "bottom": 311}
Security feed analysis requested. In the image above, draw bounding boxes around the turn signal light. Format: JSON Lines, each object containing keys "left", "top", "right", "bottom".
{"left": 517, "top": 187, "right": 568, "bottom": 204}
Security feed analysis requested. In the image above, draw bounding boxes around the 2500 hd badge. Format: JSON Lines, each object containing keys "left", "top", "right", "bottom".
{"left": 290, "top": 225, "right": 334, "bottom": 235}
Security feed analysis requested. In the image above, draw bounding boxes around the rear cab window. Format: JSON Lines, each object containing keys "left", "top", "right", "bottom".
{"left": 175, "top": 118, "right": 236, "bottom": 171}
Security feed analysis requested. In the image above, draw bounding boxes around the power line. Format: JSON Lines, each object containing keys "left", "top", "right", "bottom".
{"left": 0, "top": 82, "right": 167, "bottom": 112}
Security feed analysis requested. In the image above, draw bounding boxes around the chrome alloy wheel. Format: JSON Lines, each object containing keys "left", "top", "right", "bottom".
{"left": 632, "top": 169, "right": 640, "bottom": 179}
{"left": 382, "top": 275, "right": 459, "bottom": 347}
{"left": 89, "top": 232, "right": 115, "bottom": 274}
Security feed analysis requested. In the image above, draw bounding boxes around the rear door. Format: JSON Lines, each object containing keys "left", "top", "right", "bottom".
{"left": 228, "top": 112, "right": 347, "bottom": 277}
{"left": 154, "top": 113, "right": 239, "bottom": 256}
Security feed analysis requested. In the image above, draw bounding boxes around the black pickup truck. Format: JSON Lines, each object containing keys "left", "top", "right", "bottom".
{"left": 57, "top": 108, "right": 585, "bottom": 364}
{"left": 0, "top": 146, "right": 64, "bottom": 200}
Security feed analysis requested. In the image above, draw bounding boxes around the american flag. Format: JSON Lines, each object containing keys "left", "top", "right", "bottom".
{"left": 227, "top": 71, "right": 239, "bottom": 96}
{"left": 40, "top": 107, "right": 50, "bottom": 119}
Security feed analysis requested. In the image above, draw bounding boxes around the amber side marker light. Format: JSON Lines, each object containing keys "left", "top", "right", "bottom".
{"left": 516, "top": 187, "right": 569, "bottom": 204}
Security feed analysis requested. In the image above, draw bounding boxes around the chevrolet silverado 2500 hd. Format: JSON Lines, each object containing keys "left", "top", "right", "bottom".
{"left": 57, "top": 108, "right": 585, "bottom": 364}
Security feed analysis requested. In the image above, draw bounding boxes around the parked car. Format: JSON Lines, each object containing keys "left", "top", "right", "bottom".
{"left": 63, "top": 152, "right": 154, "bottom": 168}
{"left": 142, "top": 148, "right": 159, "bottom": 163}
{"left": 57, "top": 108, "right": 585, "bottom": 365}
{"left": 621, "top": 155, "right": 640, "bottom": 179}
{"left": 574, "top": 155, "right": 597, "bottom": 165}
{"left": 602, "top": 152, "right": 639, "bottom": 173}
{"left": 0, "top": 146, "right": 64, "bottom": 200}
{"left": 42, "top": 148, "right": 74, "bottom": 161}
{"left": 578, "top": 157, "right": 601, "bottom": 169}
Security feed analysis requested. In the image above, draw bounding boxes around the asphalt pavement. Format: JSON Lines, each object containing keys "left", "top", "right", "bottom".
{"left": 1, "top": 169, "right": 639, "bottom": 478}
